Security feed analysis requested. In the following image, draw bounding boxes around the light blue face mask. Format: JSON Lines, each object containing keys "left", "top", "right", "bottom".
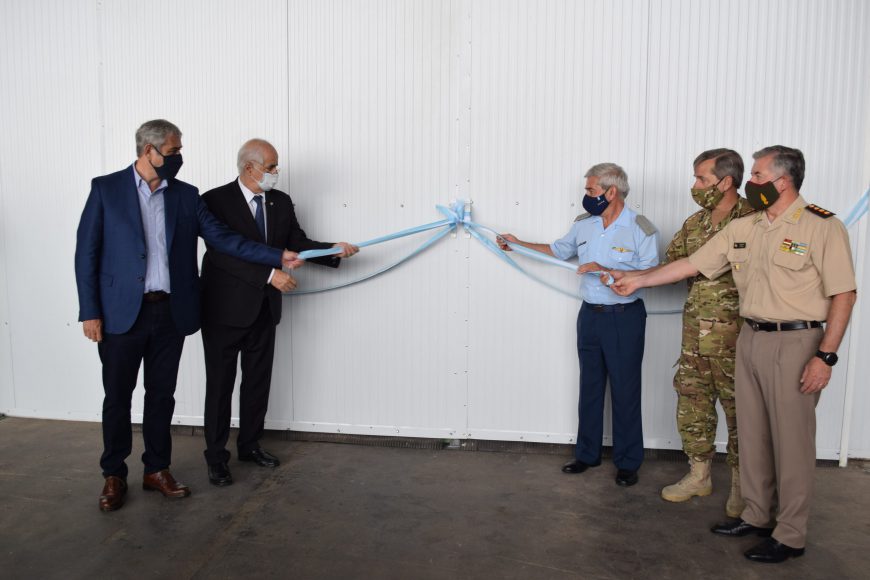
{"left": 257, "top": 170, "right": 279, "bottom": 192}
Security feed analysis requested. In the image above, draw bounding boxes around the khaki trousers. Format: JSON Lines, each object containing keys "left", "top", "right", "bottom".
{"left": 735, "top": 324, "right": 823, "bottom": 549}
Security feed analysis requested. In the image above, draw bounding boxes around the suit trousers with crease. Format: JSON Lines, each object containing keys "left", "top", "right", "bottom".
{"left": 98, "top": 300, "right": 185, "bottom": 479}
{"left": 735, "top": 324, "right": 822, "bottom": 549}
{"left": 201, "top": 296, "right": 277, "bottom": 465}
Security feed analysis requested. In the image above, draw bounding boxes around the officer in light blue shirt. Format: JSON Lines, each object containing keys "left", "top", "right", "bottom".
{"left": 500, "top": 162, "right": 659, "bottom": 487}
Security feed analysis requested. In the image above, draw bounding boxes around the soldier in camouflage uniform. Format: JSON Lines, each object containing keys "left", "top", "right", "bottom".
{"left": 659, "top": 149, "right": 755, "bottom": 516}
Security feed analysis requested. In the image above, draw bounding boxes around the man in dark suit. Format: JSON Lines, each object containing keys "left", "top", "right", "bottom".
{"left": 200, "top": 138, "right": 358, "bottom": 486}
{"left": 75, "top": 120, "right": 302, "bottom": 512}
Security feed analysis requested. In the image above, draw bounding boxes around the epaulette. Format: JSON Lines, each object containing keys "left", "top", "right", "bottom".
{"left": 805, "top": 204, "right": 835, "bottom": 218}
{"left": 635, "top": 214, "right": 658, "bottom": 236}
{"left": 574, "top": 212, "right": 592, "bottom": 222}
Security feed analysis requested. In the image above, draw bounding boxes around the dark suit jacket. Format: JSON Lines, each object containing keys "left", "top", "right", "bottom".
{"left": 200, "top": 180, "right": 339, "bottom": 328}
{"left": 75, "top": 165, "right": 283, "bottom": 336}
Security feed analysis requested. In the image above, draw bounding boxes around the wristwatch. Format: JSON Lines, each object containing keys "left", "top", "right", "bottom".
{"left": 816, "top": 350, "right": 838, "bottom": 366}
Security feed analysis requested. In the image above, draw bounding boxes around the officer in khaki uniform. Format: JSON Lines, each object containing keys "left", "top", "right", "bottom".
{"left": 659, "top": 149, "right": 755, "bottom": 516}
{"left": 610, "top": 145, "right": 857, "bottom": 564}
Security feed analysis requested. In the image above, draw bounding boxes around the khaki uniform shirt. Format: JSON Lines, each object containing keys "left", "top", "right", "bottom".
{"left": 689, "top": 195, "right": 857, "bottom": 322}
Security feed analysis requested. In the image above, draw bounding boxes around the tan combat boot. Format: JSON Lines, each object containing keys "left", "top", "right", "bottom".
{"left": 725, "top": 466, "right": 745, "bottom": 518}
{"left": 661, "top": 458, "right": 713, "bottom": 502}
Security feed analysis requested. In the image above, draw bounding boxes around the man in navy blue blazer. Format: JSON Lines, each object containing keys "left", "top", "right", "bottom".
{"left": 75, "top": 119, "right": 302, "bottom": 512}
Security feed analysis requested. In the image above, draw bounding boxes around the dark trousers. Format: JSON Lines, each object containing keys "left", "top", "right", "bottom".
{"left": 98, "top": 300, "right": 185, "bottom": 479}
{"left": 574, "top": 300, "right": 646, "bottom": 471}
{"left": 201, "top": 297, "right": 276, "bottom": 465}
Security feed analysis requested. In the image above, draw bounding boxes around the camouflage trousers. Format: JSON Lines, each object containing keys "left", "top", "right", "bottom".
{"left": 673, "top": 352, "right": 738, "bottom": 467}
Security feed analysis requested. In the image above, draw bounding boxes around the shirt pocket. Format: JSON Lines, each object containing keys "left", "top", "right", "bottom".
{"left": 609, "top": 246, "right": 635, "bottom": 263}
{"left": 772, "top": 249, "right": 810, "bottom": 272}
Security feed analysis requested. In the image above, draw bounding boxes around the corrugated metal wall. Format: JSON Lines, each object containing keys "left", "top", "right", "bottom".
{"left": 0, "top": 0, "right": 868, "bottom": 459}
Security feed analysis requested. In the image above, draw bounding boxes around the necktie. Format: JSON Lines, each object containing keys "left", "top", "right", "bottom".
{"left": 253, "top": 195, "right": 266, "bottom": 241}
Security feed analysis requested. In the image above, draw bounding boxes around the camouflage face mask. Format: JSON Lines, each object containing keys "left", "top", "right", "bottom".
{"left": 691, "top": 177, "right": 725, "bottom": 210}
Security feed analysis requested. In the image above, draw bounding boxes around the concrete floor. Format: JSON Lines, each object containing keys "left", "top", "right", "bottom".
{"left": 1, "top": 417, "right": 869, "bottom": 579}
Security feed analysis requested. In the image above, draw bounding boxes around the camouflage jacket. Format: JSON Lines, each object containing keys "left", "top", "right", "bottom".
{"left": 664, "top": 197, "right": 756, "bottom": 357}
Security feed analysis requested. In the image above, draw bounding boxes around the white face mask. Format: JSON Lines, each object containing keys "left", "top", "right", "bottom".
{"left": 256, "top": 169, "right": 279, "bottom": 192}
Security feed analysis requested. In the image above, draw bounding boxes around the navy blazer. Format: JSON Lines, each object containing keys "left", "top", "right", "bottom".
{"left": 75, "top": 165, "right": 283, "bottom": 336}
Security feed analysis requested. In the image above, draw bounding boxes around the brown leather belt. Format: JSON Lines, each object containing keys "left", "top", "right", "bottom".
{"left": 143, "top": 291, "right": 169, "bottom": 303}
{"left": 745, "top": 319, "right": 822, "bottom": 332}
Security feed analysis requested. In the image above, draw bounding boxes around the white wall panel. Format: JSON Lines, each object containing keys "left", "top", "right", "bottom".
{"left": 278, "top": 0, "right": 465, "bottom": 437}
{"left": 847, "top": 221, "right": 870, "bottom": 458}
{"left": 1, "top": 0, "right": 869, "bottom": 459}
{"left": 846, "top": 92, "right": 870, "bottom": 459}
{"left": 0, "top": 162, "right": 11, "bottom": 414}
{"left": 0, "top": 0, "right": 104, "bottom": 421}
{"left": 467, "top": 0, "right": 653, "bottom": 444}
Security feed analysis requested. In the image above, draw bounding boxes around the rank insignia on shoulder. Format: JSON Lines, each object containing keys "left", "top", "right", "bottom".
{"left": 635, "top": 214, "right": 657, "bottom": 236}
{"left": 575, "top": 212, "right": 592, "bottom": 222}
{"left": 733, "top": 242, "right": 746, "bottom": 249}
{"left": 806, "top": 204, "right": 835, "bottom": 218}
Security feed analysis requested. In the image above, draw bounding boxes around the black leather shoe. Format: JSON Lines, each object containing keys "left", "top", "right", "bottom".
{"left": 711, "top": 519, "right": 774, "bottom": 537}
{"left": 561, "top": 459, "right": 600, "bottom": 474}
{"left": 208, "top": 462, "right": 233, "bottom": 486}
{"left": 615, "top": 469, "right": 638, "bottom": 487}
{"left": 239, "top": 448, "right": 280, "bottom": 468}
{"left": 744, "top": 538, "right": 805, "bottom": 563}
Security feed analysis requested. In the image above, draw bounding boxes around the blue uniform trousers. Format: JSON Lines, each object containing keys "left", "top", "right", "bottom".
{"left": 574, "top": 299, "right": 646, "bottom": 471}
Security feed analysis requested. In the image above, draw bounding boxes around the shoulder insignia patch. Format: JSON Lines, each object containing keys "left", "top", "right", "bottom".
{"left": 574, "top": 212, "right": 592, "bottom": 222}
{"left": 635, "top": 214, "right": 658, "bottom": 236}
{"left": 805, "top": 204, "right": 835, "bottom": 218}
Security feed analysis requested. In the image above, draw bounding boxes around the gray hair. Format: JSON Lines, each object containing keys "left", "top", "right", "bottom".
{"left": 236, "top": 138, "right": 273, "bottom": 174}
{"left": 585, "top": 162, "right": 630, "bottom": 196}
{"left": 753, "top": 145, "right": 805, "bottom": 190}
{"left": 135, "top": 119, "right": 181, "bottom": 156}
{"left": 693, "top": 148, "right": 744, "bottom": 189}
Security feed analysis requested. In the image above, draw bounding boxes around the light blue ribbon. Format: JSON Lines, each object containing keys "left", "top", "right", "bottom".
{"left": 288, "top": 189, "right": 869, "bottom": 305}
{"left": 291, "top": 223, "right": 455, "bottom": 295}
{"left": 843, "top": 187, "right": 869, "bottom": 229}
{"left": 296, "top": 218, "right": 453, "bottom": 260}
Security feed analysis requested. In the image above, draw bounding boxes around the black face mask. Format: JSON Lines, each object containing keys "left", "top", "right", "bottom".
{"left": 744, "top": 177, "right": 783, "bottom": 210}
{"left": 149, "top": 145, "right": 184, "bottom": 180}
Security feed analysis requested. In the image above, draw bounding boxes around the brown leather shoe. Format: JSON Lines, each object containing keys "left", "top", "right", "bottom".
{"left": 99, "top": 476, "right": 127, "bottom": 512}
{"left": 142, "top": 469, "right": 191, "bottom": 499}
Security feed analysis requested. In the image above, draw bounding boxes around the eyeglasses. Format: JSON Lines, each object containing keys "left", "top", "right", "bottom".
{"left": 253, "top": 161, "right": 279, "bottom": 174}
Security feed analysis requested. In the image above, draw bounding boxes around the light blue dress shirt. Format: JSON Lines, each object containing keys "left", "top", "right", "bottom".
{"left": 550, "top": 206, "right": 660, "bottom": 305}
{"left": 133, "top": 166, "right": 171, "bottom": 293}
